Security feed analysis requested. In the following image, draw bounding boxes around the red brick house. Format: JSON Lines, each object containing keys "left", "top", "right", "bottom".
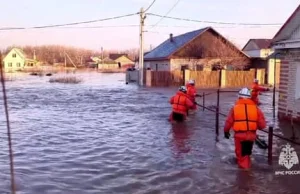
{"left": 271, "top": 5, "right": 300, "bottom": 122}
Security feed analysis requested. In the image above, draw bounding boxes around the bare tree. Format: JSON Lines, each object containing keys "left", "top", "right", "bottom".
{"left": 173, "top": 30, "right": 250, "bottom": 70}
{"left": 3, "top": 45, "right": 139, "bottom": 66}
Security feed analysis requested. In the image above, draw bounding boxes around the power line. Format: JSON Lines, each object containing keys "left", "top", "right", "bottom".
{"left": 0, "top": 13, "right": 139, "bottom": 31}
{"left": 150, "top": 0, "right": 181, "bottom": 29}
{"left": 144, "top": 0, "right": 157, "bottom": 12}
{"left": 147, "top": 13, "right": 283, "bottom": 26}
{"left": 0, "top": 24, "right": 280, "bottom": 32}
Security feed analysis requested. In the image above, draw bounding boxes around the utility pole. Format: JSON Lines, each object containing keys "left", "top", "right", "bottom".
{"left": 139, "top": 7, "right": 145, "bottom": 86}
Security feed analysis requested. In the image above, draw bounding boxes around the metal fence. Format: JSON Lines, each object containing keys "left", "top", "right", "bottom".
{"left": 197, "top": 89, "right": 300, "bottom": 165}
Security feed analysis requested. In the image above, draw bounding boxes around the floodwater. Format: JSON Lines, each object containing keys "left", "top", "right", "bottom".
{"left": 0, "top": 71, "right": 300, "bottom": 194}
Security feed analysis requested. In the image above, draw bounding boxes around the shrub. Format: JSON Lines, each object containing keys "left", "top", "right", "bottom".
{"left": 49, "top": 76, "right": 82, "bottom": 84}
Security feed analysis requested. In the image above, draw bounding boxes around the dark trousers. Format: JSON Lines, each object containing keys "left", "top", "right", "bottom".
{"left": 172, "top": 112, "right": 185, "bottom": 122}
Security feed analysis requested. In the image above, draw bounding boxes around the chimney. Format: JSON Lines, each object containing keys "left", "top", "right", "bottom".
{"left": 170, "top": 33, "right": 173, "bottom": 42}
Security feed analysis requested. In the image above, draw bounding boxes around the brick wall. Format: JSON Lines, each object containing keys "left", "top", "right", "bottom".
{"left": 277, "top": 49, "right": 300, "bottom": 122}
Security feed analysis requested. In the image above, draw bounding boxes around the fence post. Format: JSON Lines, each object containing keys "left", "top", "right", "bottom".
{"left": 215, "top": 89, "right": 220, "bottom": 136}
{"left": 268, "top": 125, "right": 273, "bottom": 165}
{"left": 202, "top": 92, "right": 205, "bottom": 111}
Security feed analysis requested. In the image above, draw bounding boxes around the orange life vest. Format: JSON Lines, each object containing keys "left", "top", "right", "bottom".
{"left": 172, "top": 92, "right": 189, "bottom": 115}
{"left": 232, "top": 98, "right": 258, "bottom": 132}
{"left": 251, "top": 83, "right": 260, "bottom": 97}
{"left": 187, "top": 85, "right": 197, "bottom": 101}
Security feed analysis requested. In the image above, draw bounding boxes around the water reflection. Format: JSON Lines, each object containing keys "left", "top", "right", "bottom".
{"left": 170, "top": 122, "right": 192, "bottom": 157}
{"left": 234, "top": 170, "right": 254, "bottom": 193}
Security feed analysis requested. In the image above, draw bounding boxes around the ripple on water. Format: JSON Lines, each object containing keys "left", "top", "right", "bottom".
{"left": 0, "top": 73, "right": 299, "bottom": 194}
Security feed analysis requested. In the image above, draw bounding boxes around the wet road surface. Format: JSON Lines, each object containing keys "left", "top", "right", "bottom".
{"left": 0, "top": 72, "right": 300, "bottom": 194}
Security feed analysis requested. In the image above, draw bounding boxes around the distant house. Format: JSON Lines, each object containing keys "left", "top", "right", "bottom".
{"left": 143, "top": 27, "right": 250, "bottom": 71}
{"left": 97, "top": 53, "right": 134, "bottom": 71}
{"left": 3, "top": 48, "right": 37, "bottom": 72}
{"left": 109, "top": 53, "right": 134, "bottom": 68}
{"left": 242, "top": 39, "right": 277, "bottom": 85}
{"left": 98, "top": 57, "right": 119, "bottom": 71}
{"left": 271, "top": 5, "right": 300, "bottom": 122}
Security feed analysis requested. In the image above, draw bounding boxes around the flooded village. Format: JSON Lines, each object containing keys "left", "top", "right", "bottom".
{"left": 1, "top": 1, "right": 300, "bottom": 194}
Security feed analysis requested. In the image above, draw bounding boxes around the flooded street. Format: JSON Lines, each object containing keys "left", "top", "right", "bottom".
{"left": 1, "top": 72, "right": 300, "bottom": 194}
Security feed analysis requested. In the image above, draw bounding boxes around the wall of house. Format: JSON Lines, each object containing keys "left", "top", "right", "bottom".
{"left": 268, "top": 58, "right": 281, "bottom": 86}
{"left": 244, "top": 49, "right": 273, "bottom": 58}
{"left": 170, "top": 59, "right": 212, "bottom": 71}
{"left": 290, "top": 25, "right": 300, "bottom": 40}
{"left": 144, "top": 60, "right": 171, "bottom": 71}
{"left": 277, "top": 49, "right": 300, "bottom": 122}
{"left": 261, "top": 49, "right": 274, "bottom": 58}
{"left": 98, "top": 63, "right": 119, "bottom": 69}
{"left": 3, "top": 49, "right": 25, "bottom": 72}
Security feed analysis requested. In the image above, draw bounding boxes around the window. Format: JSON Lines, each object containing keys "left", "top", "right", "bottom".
{"left": 12, "top": 53, "right": 16, "bottom": 58}
{"left": 8, "top": 63, "right": 12, "bottom": 67}
{"left": 16, "top": 62, "right": 21, "bottom": 67}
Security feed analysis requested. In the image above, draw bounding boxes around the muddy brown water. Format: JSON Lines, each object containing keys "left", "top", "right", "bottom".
{"left": 0, "top": 72, "right": 300, "bottom": 194}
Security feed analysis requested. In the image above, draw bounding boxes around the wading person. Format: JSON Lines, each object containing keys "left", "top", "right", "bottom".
{"left": 251, "top": 79, "right": 269, "bottom": 105}
{"left": 223, "top": 87, "right": 266, "bottom": 169}
{"left": 186, "top": 79, "right": 202, "bottom": 113}
{"left": 169, "top": 86, "right": 194, "bottom": 122}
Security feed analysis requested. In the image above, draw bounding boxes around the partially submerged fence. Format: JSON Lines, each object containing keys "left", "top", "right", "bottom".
{"left": 199, "top": 89, "right": 300, "bottom": 165}
{"left": 146, "top": 68, "right": 265, "bottom": 88}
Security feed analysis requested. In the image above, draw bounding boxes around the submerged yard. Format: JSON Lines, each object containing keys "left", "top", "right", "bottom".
{"left": 0, "top": 72, "right": 299, "bottom": 194}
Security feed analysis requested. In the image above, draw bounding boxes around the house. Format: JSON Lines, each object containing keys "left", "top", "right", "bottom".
{"left": 143, "top": 27, "right": 250, "bottom": 71}
{"left": 3, "top": 48, "right": 37, "bottom": 72}
{"left": 271, "top": 5, "right": 300, "bottom": 122}
{"left": 242, "top": 39, "right": 277, "bottom": 85}
{"left": 98, "top": 57, "right": 120, "bottom": 70}
{"left": 108, "top": 53, "right": 134, "bottom": 68}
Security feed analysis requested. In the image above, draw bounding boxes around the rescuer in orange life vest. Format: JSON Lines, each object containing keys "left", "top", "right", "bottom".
{"left": 169, "top": 86, "right": 194, "bottom": 122}
{"left": 251, "top": 79, "right": 269, "bottom": 105}
{"left": 223, "top": 87, "right": 266, "bottom": 169}
{"left": 185, "top": 80, "right": 202, "bottom": 110}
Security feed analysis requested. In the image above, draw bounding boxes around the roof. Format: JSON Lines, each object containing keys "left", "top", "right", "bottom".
{"left": 3, "top": 47, "right": 30, "bottom": 61}
{"left": 271, "top": 5, "right": 300, "bottom": 43}
{"left": 14, "top": 48, "right": 27, "bottom": 58}
{"left": 109, "top": 53, "right": 128, "bottom": 60}
{"left": 144, "top": 27, "right": 248, "bottom": 60}
{"left": 242, "top": 39, "right": 272, "bottom": 51}
{"left": 144, "top": 27, "right": 209, "bottom": 60}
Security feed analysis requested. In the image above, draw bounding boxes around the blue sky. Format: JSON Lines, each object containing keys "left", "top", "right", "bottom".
{"left": 0, "top": 0, "right": 299, "bottom": 51}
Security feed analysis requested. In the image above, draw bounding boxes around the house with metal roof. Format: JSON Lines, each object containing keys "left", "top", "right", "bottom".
{"left": 3, "top": 48, "right": 37, "bottom": 72}
{"left": 270, "top": 4, "right": 300, "bottom": 123}
{"left": 242, "top": 39, "right": 276, "bottom": 85}
{"left": 143, "top": 27, "right": 250, "bottom": 71}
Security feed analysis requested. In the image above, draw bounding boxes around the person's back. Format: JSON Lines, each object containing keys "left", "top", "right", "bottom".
{"left": 169, "top": 86, "right": 194, "bottom": 122}
{"left": 224, "top": 88, "right": 266, "bottom": 169}
{"left": 186, "top": 80, "right": 199, "bottom": 111}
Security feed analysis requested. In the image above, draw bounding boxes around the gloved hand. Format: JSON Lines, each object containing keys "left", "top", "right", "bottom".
{"left": 196, "top": 94, "right": 202, "bottom": 97}
{"left": 224, "top": 132, "right": 230, "bottom": 139}
{"left": 194, "top": 101, "right": 198, "bottom": 105}
{"left": 266, "top": 88, "right": 270, "bottom": 91}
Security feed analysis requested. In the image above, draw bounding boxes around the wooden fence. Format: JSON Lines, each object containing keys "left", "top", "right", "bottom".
{"left": 224, "top": 70, "right": 255, "bottom": 88}
{"left": 146, "top": 68, "right": 263, "bottom": 88}
{"left": 146, "top": 70, "right": 183, "bottom": 87}
{"left": 189, "top": 71, "right": 220, "bottom": 88}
